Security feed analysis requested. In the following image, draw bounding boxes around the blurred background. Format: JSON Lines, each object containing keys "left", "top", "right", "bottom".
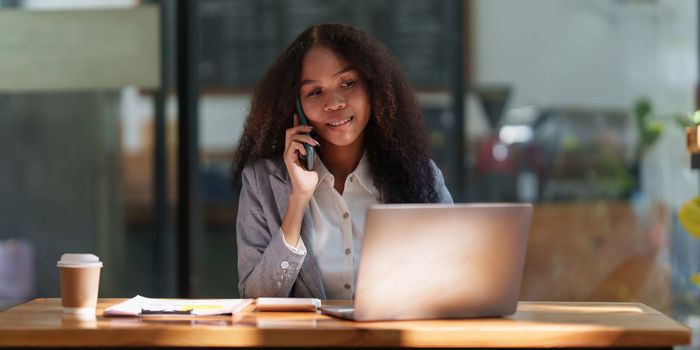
{"left": 1, "top": 0, "right": 700, "bottom": 340}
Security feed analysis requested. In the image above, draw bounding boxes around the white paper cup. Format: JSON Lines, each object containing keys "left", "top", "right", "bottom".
{"left": 57, "top": 254, "right": 102, "bottom": 314}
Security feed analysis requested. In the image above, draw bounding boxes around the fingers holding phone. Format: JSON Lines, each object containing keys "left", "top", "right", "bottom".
{"left": 284, "top": 114, "right": 319, "bottom": 196}
{"left": 294, "top": 97, "right": 315, "bottom": 170}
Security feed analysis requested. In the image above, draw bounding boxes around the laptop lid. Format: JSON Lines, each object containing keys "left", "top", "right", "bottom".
{"left": 352, "top": 203, "right": 532, "bottom": 321}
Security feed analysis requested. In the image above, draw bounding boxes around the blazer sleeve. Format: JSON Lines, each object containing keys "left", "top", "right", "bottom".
{"left": 431, "top": 160, "right": 454, "bottom": 204}
{"left": 236, "top": 164, "right": 306, "bottom": 298}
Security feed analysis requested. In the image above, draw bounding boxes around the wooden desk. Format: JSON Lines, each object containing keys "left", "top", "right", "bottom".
{"left": 0, "top": 299, "right": 690, "bottom": 348}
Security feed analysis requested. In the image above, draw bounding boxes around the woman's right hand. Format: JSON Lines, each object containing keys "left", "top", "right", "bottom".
{"left": 283, "top": 114, "right": 320, "bottom": 199}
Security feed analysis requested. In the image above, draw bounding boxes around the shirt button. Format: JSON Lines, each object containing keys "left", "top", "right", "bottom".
{"left": 344, "top": 283, "right": 351, "bottom": 290}
{"left": 280, "top": 261, "right": 289, "bottom": 269}
{"left": 343, "top": 212, "right": 349, "bottom": 219}
{"left": 349, "top": 176, "right": 354, "bottom": 182}
{"left": 345, "top": 248, "right": 351, "bottom": 255}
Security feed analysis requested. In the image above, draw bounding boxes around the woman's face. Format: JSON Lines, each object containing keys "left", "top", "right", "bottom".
{"left": 298, "top": 45, "right": 371, "bottom": 148}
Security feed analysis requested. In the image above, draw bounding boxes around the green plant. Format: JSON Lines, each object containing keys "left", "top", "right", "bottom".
{"left": 633, "top": 97, "right": 663, "bottom": 160}
{"left": 673, "top": 110, "right": 700, "bottom": 128}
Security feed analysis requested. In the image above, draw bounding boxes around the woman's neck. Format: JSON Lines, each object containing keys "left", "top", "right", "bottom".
{"left": 318, "top": 135, "right": 365, "bottom": 183}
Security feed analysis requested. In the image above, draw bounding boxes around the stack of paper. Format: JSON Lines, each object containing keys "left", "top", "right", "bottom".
{"left": 104, "top": 295, "right": 252, "bottom": 316}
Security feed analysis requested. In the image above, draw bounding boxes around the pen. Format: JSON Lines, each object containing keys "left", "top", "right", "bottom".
{"left": 140, "top": 308, "right": 193, "bottom": 315}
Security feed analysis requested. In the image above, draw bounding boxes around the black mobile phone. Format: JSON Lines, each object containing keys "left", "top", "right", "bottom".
{"left": 295, "top": 97, "right": 314, "bottom": 170}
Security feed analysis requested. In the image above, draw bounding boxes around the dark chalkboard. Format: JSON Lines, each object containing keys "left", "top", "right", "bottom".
{"left": 198, "top": 0, "right": 459, "bottom": 89}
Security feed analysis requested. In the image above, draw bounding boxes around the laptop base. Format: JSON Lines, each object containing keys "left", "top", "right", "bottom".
{"left": 318, "top": 305, "right": 355, "bottom": 320}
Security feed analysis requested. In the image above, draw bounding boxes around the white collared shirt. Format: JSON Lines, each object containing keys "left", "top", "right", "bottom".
{"left": 281, "top": 153, "right": 379, "bottom": 299}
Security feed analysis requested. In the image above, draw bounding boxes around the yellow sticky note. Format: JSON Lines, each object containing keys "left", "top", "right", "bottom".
{"left": 182, "top": 305, "right": 222, "bottom": 311}
{"left": 690, "top": 274, "right": 700, "bottom": 288}
{"left": 679, "top": 196, "right": 700, "bottom": 238}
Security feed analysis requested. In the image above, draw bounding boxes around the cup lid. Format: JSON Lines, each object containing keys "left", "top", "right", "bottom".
{"left": 57, "top": 254, "right": 103, "bottom": 268}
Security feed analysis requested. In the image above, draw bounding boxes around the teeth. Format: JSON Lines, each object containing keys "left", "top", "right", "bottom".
{"left": 329, "top": 116, "right": 352, "bottom": 126}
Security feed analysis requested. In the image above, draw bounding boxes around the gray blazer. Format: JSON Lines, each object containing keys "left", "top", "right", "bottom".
{"left": 236, "top": 158, "right": 453, "bottom": 299}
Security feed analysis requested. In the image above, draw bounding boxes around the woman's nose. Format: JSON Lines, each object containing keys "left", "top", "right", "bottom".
{"left": 323, "top": 92, "right": 346, "bottom": 112}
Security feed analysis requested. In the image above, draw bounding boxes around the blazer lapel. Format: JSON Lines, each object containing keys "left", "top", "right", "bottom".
{"left": 269, "top": 163, "right": 326, "bottom": 299}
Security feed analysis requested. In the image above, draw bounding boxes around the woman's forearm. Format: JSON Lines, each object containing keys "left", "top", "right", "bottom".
{"left": 280, "top": 192, "right": 312, "bottom": 246}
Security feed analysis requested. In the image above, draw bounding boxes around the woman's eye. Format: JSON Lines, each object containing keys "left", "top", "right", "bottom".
{"left": 306, "top": 90, "right": 321, "bottom": 97}
{"left": 342, "top": 80, "right": 356, "bottom": 88}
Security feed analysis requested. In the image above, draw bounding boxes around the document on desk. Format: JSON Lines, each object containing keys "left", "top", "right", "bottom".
{"left": 104, "top": 295, "right": 253, "bottom": 316}
{"left": 255, "top": 297, "right": 321, "bottom": 311}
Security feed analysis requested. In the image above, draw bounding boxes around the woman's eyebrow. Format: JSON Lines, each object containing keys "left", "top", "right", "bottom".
{"left": 300, "top": 66, "right": 357, "bottom": 86}
{"left": 333, "top": 65, "right": 357, "bottom": 77}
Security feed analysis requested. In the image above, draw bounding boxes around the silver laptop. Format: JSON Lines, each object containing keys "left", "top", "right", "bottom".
{"left": 319, "top": 203, "right": 532, "bottom": 321}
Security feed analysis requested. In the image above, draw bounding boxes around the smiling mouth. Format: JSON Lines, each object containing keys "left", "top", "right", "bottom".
{"left": 327, "top": 116, "right": 353, "bottom": 127}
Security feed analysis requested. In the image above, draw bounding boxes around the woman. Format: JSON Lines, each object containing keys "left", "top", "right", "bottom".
{"left": 232, "top": 23, "right": 452, "bottom": 299}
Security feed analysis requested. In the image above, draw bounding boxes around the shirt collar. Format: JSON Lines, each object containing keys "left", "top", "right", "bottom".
{"left": 313, "top": 152, "right": 378, "bottom": 196}
{"left": 313, "top": 153, "right": 333, "bottom": 190}
{"left": 352, "top": 153, "right": 378, "bottom": 196}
